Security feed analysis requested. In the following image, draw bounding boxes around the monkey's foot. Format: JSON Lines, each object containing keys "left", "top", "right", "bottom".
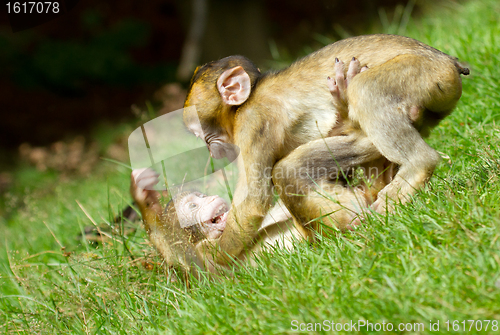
{"left": 327, "top": 57, "right": 368, "bottom": 111}
{"left": 370, "top": 172, "right": 418, "bottom": 214}
{"left": 371, "top": 197, "right": 394, "bottom": 215}
{"left": 371, "top": 188, "right": 405, "bottom": 214}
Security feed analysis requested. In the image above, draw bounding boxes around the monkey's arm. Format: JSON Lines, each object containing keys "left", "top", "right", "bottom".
{"left": 209, "top": 58, "right": 365, "bottom": 263}
{"left": 212, "top": 130, "right": 280, "bottom": 263}
{"left": 130, "top": 169, "right": 205, "bottom": 275}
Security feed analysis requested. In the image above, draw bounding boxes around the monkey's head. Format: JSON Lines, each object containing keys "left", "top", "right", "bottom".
{"left": 183, "top": 56, "right": 261, "bottom": 160}
{"left": 165, "top": 191, "right": 229, "bottom": 244}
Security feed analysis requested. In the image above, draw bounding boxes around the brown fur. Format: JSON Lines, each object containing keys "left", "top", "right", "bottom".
{"left": 183, "top": 34, "right": 468, "bottom": 263}
{"left": 130, "top": 172, "right": 204, "bottom": 276}
{"left": 130, "top": 170, "right": 307, "bottom": 275}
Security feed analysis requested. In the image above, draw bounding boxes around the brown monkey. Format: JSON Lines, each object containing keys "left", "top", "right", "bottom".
{"left": 131, "top": 147, "right": 393, "bottom": 274}
{"left": 130, "top": 168, "right": 304, "bottom": 275}
{"left": 183, "top": 34, "right": 468, "bottom": 263}
{"left": 130, "top": 168, "right": 205, "bottom": 275}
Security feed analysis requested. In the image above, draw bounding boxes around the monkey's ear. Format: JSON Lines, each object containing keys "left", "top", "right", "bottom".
{"left": 217, "top": 66, "right": 251, "bottom": 106}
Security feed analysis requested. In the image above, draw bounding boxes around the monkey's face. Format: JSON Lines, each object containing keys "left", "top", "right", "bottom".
{"left": 175, "top": 192, "right": 229, "bottom": 240}
{"left": 184, "top": 86, "right": 238, "bottom": 161}
{"left": 184, "top": 62, "right": 255, "bottom": 162}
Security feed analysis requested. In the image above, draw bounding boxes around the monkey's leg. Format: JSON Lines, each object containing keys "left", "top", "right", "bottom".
{"left": 272, "top": 135, "right": 385, "bottom": 233}
{"left": 347, "top": 54, "right": 463, "bottom": 212}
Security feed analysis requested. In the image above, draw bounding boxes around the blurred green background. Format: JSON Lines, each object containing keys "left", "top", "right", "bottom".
{"left": 0, "top": 0, "right": 445, "bottom": 153}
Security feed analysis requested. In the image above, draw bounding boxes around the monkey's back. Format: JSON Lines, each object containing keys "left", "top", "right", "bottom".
{"left": 289, "top": 34, "right": 458, "bottom": 75}
{"left": 246, "top": 34, "right": 462, "bottom": 156}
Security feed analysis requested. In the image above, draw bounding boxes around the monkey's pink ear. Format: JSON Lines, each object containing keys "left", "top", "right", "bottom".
{"left": 217, "top": 66, "right": 251, "bottom": 106}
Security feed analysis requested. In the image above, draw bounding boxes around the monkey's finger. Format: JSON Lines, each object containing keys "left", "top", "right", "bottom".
{"left": 132, "top": 168, "right": 149, "bottom": 180}
{"left": 134, "top": 168, "right": 159, "bottom": 180}
{"left": 346, "top": 57, "right": 361, "bottom": 86}
{"left": 360, "top": 66, "right": 368, "bottom": 72}
{"left": 327, "top": 76, "right": 338, "bottom": 95}
{"left": 136, "top": 176, "right": 160, "bottom": 190}
{"left": 133, "top": 168, "right": 160, "bottom": 189}
{"left": 334, "top": 58, "right": 346, "bottom": 100}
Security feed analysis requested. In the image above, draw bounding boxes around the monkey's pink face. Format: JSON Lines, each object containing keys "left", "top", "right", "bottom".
{"left": 176, "top": 192, "right": 228, "bottom": 239}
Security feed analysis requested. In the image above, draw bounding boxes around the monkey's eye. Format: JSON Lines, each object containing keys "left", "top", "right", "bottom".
{"left": 188, "top": 203, "right": 197, "bottom": 210}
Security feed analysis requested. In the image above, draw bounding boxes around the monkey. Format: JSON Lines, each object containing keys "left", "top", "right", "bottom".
{"left": 130, "top": 63, "right": 396, "bottom": 274}
{"left": 130, "top": 157, "right": 393, "bottom": 275}
{"left": 182, "top": 34, "right": 469, "bottom": 264}
{"left": 130, "top": 168, "right": 305, "bottom": 275}
{"left": 130, "top": 167, "right": 205, "bottom": 276}
{"left": 130, "top": 120, "right": 396, "bottom": 277}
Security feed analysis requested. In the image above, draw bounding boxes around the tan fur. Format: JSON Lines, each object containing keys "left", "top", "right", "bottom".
{"left": 130, "top": 172, "right": 307, "bottom": 275}
{"left": 130, "top": 169, "right": 388, "bottom": 276}
{"left": 183, "top": 34, "right": 468, "bottom": 264}
{"left": 130, "top": 173, "right": 204, "bottom": 276}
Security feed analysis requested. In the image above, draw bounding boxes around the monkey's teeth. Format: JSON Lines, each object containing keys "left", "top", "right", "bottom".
{"left": 210, "top": 212, "right": 228, "bottom": 225}
{"left": 215, "top": 204, "right": 227, "bottom": 217}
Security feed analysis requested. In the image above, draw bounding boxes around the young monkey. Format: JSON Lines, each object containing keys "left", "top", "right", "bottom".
{"left": 130, "top": 159, "right": 393, "bottom": 276}
{"left": 130, "top": 168, "right": 305, "bottom": 275}
{"left": 129, "top": 59, "right": 383, "bottom": 276}
{"left": 183, "top": 34, "right": 469, "bottom": 263}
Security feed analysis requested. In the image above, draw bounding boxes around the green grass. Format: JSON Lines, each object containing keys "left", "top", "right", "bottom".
{"left": 2, "top": 0, "right": 500, "bottom": 333}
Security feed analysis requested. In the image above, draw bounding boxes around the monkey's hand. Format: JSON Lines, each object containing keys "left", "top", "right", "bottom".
{"left": 130, "top": 168, "right": 165, "bottom": 216}
{"left": 370, "top": 178, "right": 411, "bottom": 214}
{"left": 327, "top": 57, "right": 368, "bottom": 113}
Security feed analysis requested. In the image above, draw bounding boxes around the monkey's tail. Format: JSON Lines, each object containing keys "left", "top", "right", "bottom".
{"left": 456, "top": 63, "right": 470, "bottom": 76}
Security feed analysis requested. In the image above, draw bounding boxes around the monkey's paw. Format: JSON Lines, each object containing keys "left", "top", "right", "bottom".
{"left": 130, "top": 168, "right": 162, "bottom": 209}
{"left": 327, "top": 57, "right": 368, "bottom": 110}
{"left": 132, "top": 168, "right": 160, "bottom": 190}
{"left": 371, "top": 193, "right": 397, "bottom": 214}
{"left": 346, "top": 215, "right": 364, "bottom": 231}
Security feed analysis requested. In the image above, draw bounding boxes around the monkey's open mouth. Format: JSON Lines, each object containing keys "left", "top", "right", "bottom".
{"left": 211, "top": 211, "right": 228, "bottom": 225}
{"left": 203, "top": 209, "right": 228, "bottom": 240}
{"left": 209, "top": 203, "right": 228, "bottom": 226}
{"left": 210, "top": 208, "right": 228, "bottom": 224}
